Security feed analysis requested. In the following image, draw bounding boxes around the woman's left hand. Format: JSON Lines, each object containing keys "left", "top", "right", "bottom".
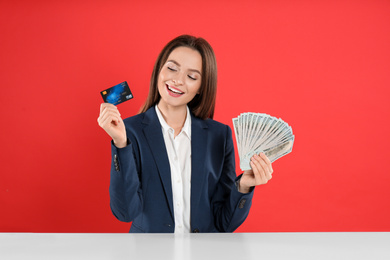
{"left": 238, "top": 153, "right": 273, "bottom": 193}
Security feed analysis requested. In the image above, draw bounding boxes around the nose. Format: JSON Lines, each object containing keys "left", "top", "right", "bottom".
{"left": 172, "top": 72, "right": 185, "bottom": 85}
{"left": 172, "top": 78, "right": 183, "bottom": 84}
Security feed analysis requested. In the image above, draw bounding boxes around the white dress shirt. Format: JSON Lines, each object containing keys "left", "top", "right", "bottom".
{"left": 155, "top": 105, "right": 192, "bottom": 233}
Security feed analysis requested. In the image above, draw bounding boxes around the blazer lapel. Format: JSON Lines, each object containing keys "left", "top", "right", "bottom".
{"left": 142, "top": 107, "right": 174, "bottom": 219}
{"left": 190, "top": 115, "right": 208, "bottom": 213}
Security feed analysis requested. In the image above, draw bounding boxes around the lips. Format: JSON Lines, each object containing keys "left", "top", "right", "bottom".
{"left": 166, "top": 84, "right": 184, "bottom": 97}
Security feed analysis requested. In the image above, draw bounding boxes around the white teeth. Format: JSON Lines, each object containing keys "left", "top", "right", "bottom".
{"left": 168, "top": 86, "right": 183, "bottom": 94}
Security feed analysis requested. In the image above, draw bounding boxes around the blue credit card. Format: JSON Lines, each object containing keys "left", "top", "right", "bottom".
{"left": 100, "top": 81, "right": 133, "bottom": 105}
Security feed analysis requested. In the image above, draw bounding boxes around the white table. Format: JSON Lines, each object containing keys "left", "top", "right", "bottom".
{"left": 1, "top": 232, "right": 389, "bottom": 260}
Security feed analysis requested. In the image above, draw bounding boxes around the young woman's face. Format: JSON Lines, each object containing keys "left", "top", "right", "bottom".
{"left": 157, "top": 46, "right": 202, "bottom": 110}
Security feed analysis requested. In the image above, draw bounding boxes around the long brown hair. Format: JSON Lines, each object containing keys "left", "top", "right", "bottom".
{"left": 139, "top": 35, "right": 217, "bottom": 119}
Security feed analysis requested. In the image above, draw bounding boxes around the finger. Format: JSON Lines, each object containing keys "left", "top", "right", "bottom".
{"left": 257, "top": 153, "right": 271, "bottom": 175}
{"left": 99, "top": 109, "right": 121, "bottom": 126}
{"left": 100, "top": 103, "right": 111, "bottom": 114}
{"left": 251, "top": 155, "right": 266, "bottom": 184}
{"left": 100, "top": 103, "right": 104, "bottom": 114}
{"left": 100, "top": 102, "right": 116, "bottom": 110}
{"left": 249, "top": 161, "right": 261, "bottom": 185}
{"left": 257, "top": 154, "right": 272, "bottom": 181}
{"left": 100, "top": 103, "right": 120, "bottom": 117}
{"left": 100, "top": 107, "right": 121, "bottom": 123}
{"left": 100, "top": 113, "right": 121, "bottom": 129}
{"left": 101, "top": 104, "right": 121, "bottom": 116}
{"left": 254, "top": 154, "right": 272, "bottom": 183}
{"left": 98, "top": 109, "right": 115, "bottom": 125}
{"left": 99, "top": 113, "right": 113, "bottom": 128}
{"left": 260, "top": 153, "right": 273, "bottom": 174}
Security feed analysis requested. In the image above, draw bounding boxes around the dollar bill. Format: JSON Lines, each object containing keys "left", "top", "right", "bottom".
{"left": 233, "top": 112, "right": 294, "bottom": 171}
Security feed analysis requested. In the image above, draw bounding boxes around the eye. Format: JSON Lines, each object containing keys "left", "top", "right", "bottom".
{"left": 188, "top": 75, "right": 197, "bottom": 80}
{"left": 167, "top": 66, "right": 177, "bottom": 71}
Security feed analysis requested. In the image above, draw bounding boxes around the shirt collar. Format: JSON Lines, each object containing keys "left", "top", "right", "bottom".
{"left": 155, "top": 105, "right": 191, "bottom": 139}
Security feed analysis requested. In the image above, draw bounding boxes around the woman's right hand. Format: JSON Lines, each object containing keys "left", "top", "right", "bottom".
{"left": 97, "top": 103, "right": 127, "bottom": 148}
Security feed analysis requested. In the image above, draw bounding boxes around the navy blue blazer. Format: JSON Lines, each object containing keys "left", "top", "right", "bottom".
{"left": 109, "top": 106, "right": 254, "bottom": 233}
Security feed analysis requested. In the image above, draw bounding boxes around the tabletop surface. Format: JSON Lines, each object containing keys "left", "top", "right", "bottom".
{"left": 1, "top": 232, "right": 389, "bottom": 260}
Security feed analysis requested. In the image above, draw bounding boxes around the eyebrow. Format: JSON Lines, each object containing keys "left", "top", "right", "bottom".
{"left": 167, "top": 60, "right": 202, "bottom": 75}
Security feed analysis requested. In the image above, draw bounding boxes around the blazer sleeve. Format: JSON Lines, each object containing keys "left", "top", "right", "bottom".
{"left": 109, "top": 139, "right": 143, "bottom": 222}
{"left": 212, "top": 125, "right": 255, "bottom": 232}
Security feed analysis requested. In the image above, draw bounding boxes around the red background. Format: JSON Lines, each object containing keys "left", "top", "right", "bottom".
{"left": 1, "top": 0, "right": 389, "bottom": 233}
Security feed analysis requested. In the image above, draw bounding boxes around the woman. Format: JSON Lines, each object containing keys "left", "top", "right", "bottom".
{"left": 98, "top": 35, "right": 273, "bottom": 233}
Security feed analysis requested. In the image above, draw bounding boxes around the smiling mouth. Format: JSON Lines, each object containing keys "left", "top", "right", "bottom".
{"left": 166, "top": 84, "right": 184, "bottom": 95}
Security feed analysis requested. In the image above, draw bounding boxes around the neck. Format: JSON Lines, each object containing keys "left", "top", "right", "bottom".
{"left": 157, "top": 103, "right": 188, "bottom": 133}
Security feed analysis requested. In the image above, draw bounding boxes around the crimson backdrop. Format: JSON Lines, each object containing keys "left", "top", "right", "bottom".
{"left": 1, "top": 0, "right": 389, "bottom": 232}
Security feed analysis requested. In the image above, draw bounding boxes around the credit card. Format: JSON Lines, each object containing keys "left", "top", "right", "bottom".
{"left": 100, "top": 81, "right": 133, "bottom": 105}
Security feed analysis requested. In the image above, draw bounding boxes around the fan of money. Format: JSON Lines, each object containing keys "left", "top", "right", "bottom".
{"left": 232, "top": 112, "right": 295, "bottom": 171}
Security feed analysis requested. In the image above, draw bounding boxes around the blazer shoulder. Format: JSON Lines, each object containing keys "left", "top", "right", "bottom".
{"left": 122, "top": 114, "right": 141, "bottom": 132}
{"left": 123, "top": 106, "right": 157, "bottom": 127}
{"left": 202, "top": 118, "right": 232, "bottom": 136}
{"left": 204, "top": 118, "right": 230, "bottom": 131}
{"left": 123, "top": 113, "right": 144, "bottom": 125}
